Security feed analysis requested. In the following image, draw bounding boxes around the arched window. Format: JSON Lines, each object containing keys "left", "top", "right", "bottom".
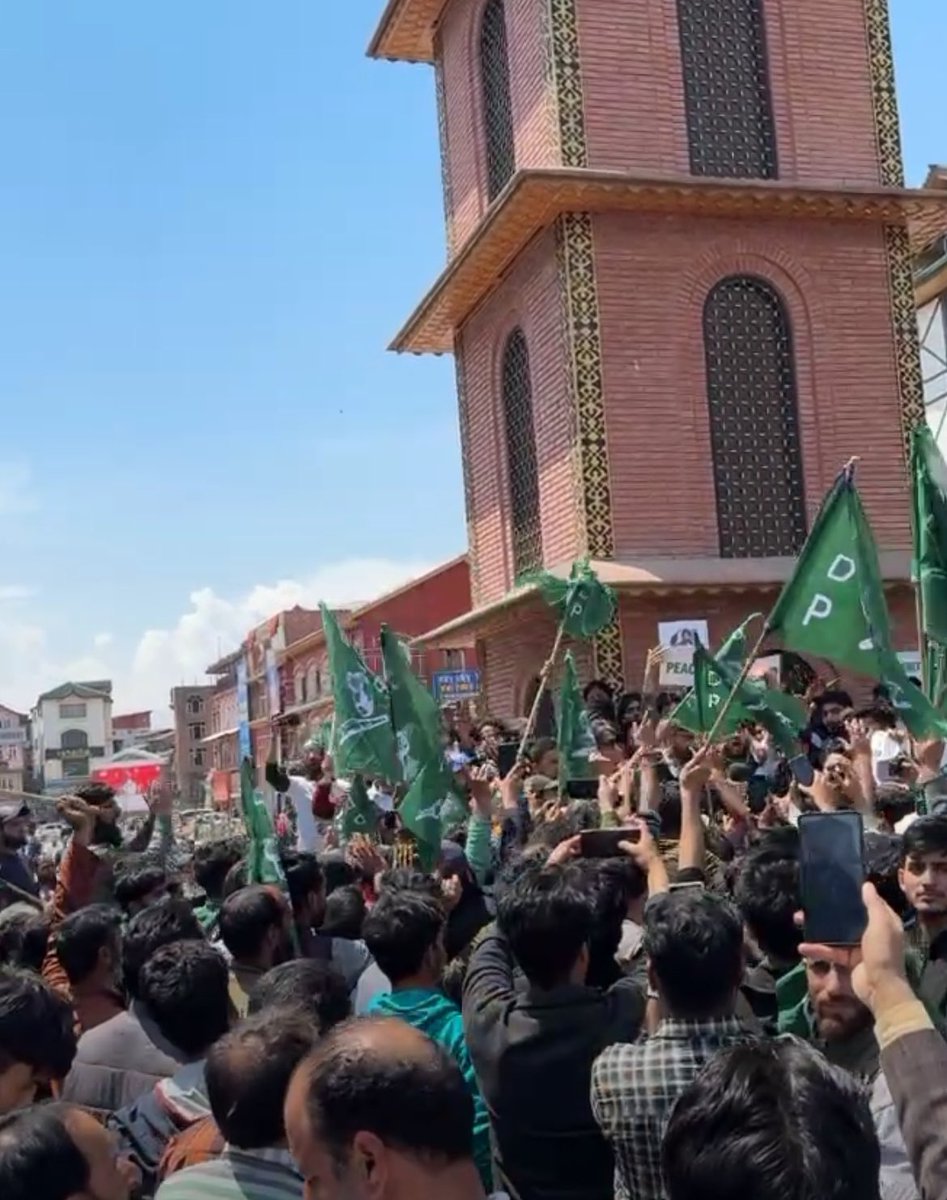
{"left": 186, "top": 695, "right": 204, "bottom": 715}
{"left": 60, "top": 729, "right": 88, "bottom": 751}
{"left": 703, "top": 276, "right": 806, "bottom": 557}
{"left": 479, "top": 0, "right": 515, "bottom": 201}
{"left": 306, "top": 665, "right": 318, "bottom": 702}
{"left": 501, "top": 330, "right": 542, "bottom": 576}
{"left": 676, "top": 0, "right": 777, "bottom": 179}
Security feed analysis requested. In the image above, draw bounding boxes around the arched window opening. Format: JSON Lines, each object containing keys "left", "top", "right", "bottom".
{"left": 703, "top": 276, "right": 806, "bottom": 557}
{"left": 480, "top": 0, "right": 516, "bottom": 201}
{"left": 676, "top": 0, "right": 777, "bottom": 179}
{"left": 501, "top": 330, "right": 542, "bottom": 577}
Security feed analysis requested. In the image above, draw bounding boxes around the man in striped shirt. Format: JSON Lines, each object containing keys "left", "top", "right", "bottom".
{"left": 155, "top": 1009, "right": 316, "bottom": 1200}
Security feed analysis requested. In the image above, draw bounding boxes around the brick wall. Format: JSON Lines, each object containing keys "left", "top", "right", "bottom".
{"left": 575, "top": 0, "right": 882, "bottom": 185}
{"left": 591, "top": 211, "right": 910, "bottom": 560}
{"left": 460, "top": 229, "right": 579, "bottom": 604}
{"left": 439, "top": 0, "right": 556, "bottom": 255}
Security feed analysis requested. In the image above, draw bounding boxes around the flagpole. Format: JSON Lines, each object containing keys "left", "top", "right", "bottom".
{"left": 517, "top": 619, "right": 568, "bottom": 761}
{"left": 702, "top": 626, "right": 772, "bottom": 745}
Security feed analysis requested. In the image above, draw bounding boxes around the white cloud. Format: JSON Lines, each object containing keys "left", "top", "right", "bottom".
{"left": 0, "top": 557, "right": 438, "bottom": 720}
{"left": 0, "top": 585, "right": 34, "bottom": 602}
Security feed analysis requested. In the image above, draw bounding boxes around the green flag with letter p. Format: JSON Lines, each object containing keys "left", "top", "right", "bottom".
{"left": 524, "top": 559, "right": 616, "bottom": 639}
{"left": 766, "top": 469, "right": 947, "bottom": 737}
{"left": 557, "top": 651, "right": 596, "bottom": 786}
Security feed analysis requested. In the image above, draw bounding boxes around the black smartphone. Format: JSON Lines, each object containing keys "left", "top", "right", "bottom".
{"left": 496, "top": 741, "right": 519, "bottom": 777}
{"left": 745, "top": 774, "right": 771, "bottom": 814}
{"left": 798, "top": 811, "right": 866, "bottom": 945}
{"left": 789, "top": 754, "right": 815, "bottom": 789}
{"left": 567, "top": 778, "right": 599, "bottom": 800}
{"left": 580, "top": 827, "right": 640, "bottom": 858}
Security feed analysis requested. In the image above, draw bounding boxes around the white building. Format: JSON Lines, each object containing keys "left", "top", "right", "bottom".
{"left": 0, "top": 704, "right": 29, "bottom": 794}
{"left": 32, "top": 681, "right": 113, "bottom": 794}
{"left": 915, "top": 166, "right": 947, "bottom": 457}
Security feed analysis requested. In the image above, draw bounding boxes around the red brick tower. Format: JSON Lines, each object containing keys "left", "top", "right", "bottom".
{"left": 370, "top": 0, "right": 945, "bottom": 717}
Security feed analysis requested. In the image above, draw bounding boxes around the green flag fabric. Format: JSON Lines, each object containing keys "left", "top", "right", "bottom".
{"left": 524, "top": 559, "right": 616, "bottom": 639}
{"left": 766, "top": 471, "right": 947, "bottom": 737}
{"left": 675, "top": 643, "right": 806, "bottom": 756}
{"left": 557, "top": 651, "right": 597, "bottom": 785}
{"left": 240, "top": 760, "right": 289, "bottom": 889}
{"left": 381, "top": 625, "right": 455, "bottom": 870}
{"left": 911, "top": 425, "right": 947, "bottom": 688}
{"left": 671, "top": 615, "right": 761, "bottom": 737}
{"left": 339, "top": 775, "right": 379, "bottom": 840}
{"left": 321, "top": 604, "right": 396, "bottom": 778}
{"left": 716, "top": 613, "right": 763, "bottom": 675}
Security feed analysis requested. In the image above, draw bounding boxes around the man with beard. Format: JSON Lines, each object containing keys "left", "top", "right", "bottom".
{"left": 804, "top": 689, "right": 853, "bottom": 764}
{"left": 218, "top": 885, "right": 295, "bottom": 1017}
{"left": 0, "top": 800, "right": 39, "bottom": 899}
{"left": 266, "top": 739, "right": 332, "bottom": 853}
{"left": 899, "top": 816, "right": 947, "bottom": 1020}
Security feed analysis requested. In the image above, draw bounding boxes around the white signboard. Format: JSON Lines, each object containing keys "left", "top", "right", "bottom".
{"left": 657, "top": 619, "right": 710, "bottom": 686}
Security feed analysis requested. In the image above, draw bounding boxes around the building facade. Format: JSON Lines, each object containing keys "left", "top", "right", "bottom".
{"left": 374, "top": 0, "right": 946, "bottom": 716}
{"left": 0, "top": 705, "right": 30, "bottom": 795}
{"left": 32, "top": 681, "right": 113, "bottom": 794}
{"left": 914, "top": 165, "right": 947, "bottom": 457}
{"left": 170, "top": 686, "right": 214, "bottom": 806}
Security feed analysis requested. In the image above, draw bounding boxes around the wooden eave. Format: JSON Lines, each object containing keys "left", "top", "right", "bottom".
{"left": 368, "top": 0, "right": 443, "bottom": 62}
{"left": 390, "top": 168, "right": 947, "bottom": 355}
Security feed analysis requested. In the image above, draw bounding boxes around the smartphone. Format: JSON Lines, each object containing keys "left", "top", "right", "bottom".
{"left": 580, "top": 827, "right": 640, "bottom": 857}
{"left": 798, "top": 811, "right": 867, "bottom": 945}
{"left": 669, "top": 880, "right": 705, "bottom": 892}
{"left": 789, "top": 754, "right": 815, "bottom": 789}
{"left": 745, "top": 774, "right": 771, "bottom": 814}
{"left": 567, "top": 778, "right": 599, "bottom": 801}
{"left": 496, "top": 741, "right": 519, "bottom": 777}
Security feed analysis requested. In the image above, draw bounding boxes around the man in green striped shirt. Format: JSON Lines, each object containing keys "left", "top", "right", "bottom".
{"left": 156, "top": 1010, "right": 315, "bottom": 1200}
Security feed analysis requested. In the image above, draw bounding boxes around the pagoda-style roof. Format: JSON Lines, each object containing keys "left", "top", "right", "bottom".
{"left": 368, "top": 0, "right": 444, "bottom": 63}
{"left": 389, "top": 168, "right": 947, "bottom": 355}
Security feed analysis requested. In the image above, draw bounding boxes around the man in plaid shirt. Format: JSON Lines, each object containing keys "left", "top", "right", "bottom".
{"left": 591, "top": 889, "right": 749, "bottom": 1200}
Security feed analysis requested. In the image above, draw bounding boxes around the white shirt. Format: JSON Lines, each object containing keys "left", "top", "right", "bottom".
{"left": 284, "top": 775, "right": 320, "bottom": 852}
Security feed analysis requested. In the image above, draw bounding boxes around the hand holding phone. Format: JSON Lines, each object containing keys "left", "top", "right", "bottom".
{"left": 579, "top": 826, "right": 641, "bottom": 858}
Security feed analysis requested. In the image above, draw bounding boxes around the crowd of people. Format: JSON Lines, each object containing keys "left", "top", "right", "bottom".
{"left": 0, "top": 674, "right": 946, "bottom": 1200}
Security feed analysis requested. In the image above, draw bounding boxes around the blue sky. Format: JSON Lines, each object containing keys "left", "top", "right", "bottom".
{"left": 0, "top": 1, "right": 944, "bottom": 714}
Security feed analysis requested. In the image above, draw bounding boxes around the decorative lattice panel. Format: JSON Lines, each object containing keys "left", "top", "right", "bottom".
{"left": 501, "top": 330, "right": 543, "bottom": 576}
{"left": 480, "top": 0, "right": 516, "bottom": 202}
{"left": 677, "top": 0, "right": 777, "bottom": 179}
{"left": 703, "top": 277, "right": 807, "bottom": 557}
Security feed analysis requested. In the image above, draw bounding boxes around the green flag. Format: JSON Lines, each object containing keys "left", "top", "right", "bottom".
{"left": 767, "top": 470, "right": 947, "bottom": 737}
{"left": 339, "top": 775, "right": 379, "bottom": 841}
{"left": 240, "top": 760, "right": 289, "bottom": 889}
{"left": 381, "top": 625, "right": 455, "bottom": 870}
{"left": 523, "top": 559, "right": 616, "bottom": 639}
{"left": 911, "top": 425, "right": 947, "bottom": 692}
{"left": 678, "top": 644, "right": 805, "bottom": 756}
{"left": 671, "top": 615, "right": 761, "bottom": 736}
{"left": 557, "top": 651, "right": 596, "bottom": 785}
{"left": 321, "top": 603, "right": 397, "bottom": 778}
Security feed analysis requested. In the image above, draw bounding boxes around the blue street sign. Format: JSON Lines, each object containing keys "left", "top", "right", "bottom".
{"left": 431, "top": 668, "right": 481, "bottom": 704}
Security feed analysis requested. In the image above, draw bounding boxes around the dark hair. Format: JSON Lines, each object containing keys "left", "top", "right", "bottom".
{"left": 662, "top": 1038, "right": 881, "bottom": 1200}
{"left": 138, "top": 940, "right": 229, "bottom": 1057}
{"left": 206, "top": 1010, "right": 317, "bottom": 1148}
{"left": 0, "top": 908, "right": 50, "bottom": 973}
{"left": 599, "top": 854, "right": 648, "bottom": 903}
{"left": 72, "top": 782, "right": 115, "bottom": 806}
{"left": 321, "top": 853, "right": 357, "bottom": 896}
{"left": 816, "top": 690, "right": 853, "bottom": 714}
{"left": 222, "top": 859, "right": 249, "bottom": 897}
{"left": 734, "top": 835, "right": 801, "bottom": 965}
{"left": 497, "top": 864, "right": 593, "bottom": 989}
{"left": 864, "top": 831, "right": 909, "bottom": 917}
{"left": 113, "top": 865, "right": 167, "bottom": 914}
{"left": 577, "top": 859, "right": 629, "bottom": 990}
{"left": 852, "top": 704, "right": 898, "bottom": 731}
{"left": 526, "top": 737, "right": 557, "bottom": 764}
{"left": 0, "top": 1104, "right": 89, "bottom": 1200}
{"left": 321, "top": 885, "right": 367, "bottom": 940}
{"left": 281, "top": 851, "right": 324, "bottom": 916}
{"left": 248, "top": 960, "right": 351, "bottom": 1033}
{"left": 0, "top": 969, "right": 76, "bottom": 1083}
{"left": 299, "top": 1017, "right": 474, "bottom": 1168}
{"left": 378, "top": 869, "right": 441, "bottom": 900}
{"left": 122, "top": 897, "right": 203, "bottom": 999}
{"left": 55, "top": 904, "right": 122, "bottom": 987}
{"left": 901, "top": 815, "right": 947, "bottom": 864}
{"left": 644, "top": 890, "right": 743, "bottom": 1018}
{"left": 220, "top": 885, "right": 287, "bottom": 962}
{"left": 363, "top": 891, "right": 444, "bottom": 985}
{"left": 193, "top": 838, "right": 247, "bottom": 901}
{"left": 658, "top": 781, "right": 683, "bottom": 840}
